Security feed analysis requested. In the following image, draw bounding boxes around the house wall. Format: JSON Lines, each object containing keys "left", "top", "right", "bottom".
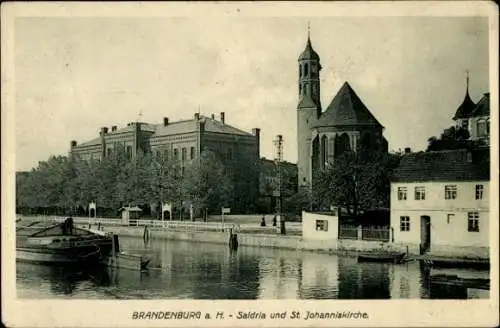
{"left": 203, "top": 131, "right": 260, "bottom": 212}
{"left": 302, "top": 211, "right": 338, "bottom": 241}
{"left": 391, "top": 181, "right": 489, "bottom": 250}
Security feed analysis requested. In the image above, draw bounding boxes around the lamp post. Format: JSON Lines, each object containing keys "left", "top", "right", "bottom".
{"left": 274, "top": 135, "right": 286, "bottom": 235}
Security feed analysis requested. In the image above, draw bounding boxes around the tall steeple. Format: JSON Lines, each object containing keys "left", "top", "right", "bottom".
{"left": 298, "top": 24, "right": 322, "bottom": 111}
{"left": 297, "top": 24, "right": 322, "bottom": 187}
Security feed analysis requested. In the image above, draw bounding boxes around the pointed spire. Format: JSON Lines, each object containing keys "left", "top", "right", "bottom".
{"left": 466, "top": 70, "right": 470, "bottom": 93}
{"left": 307, "top": 21, "right": 311, "bottom": 42}
{"left": 299, "top": 22, "right": 320, "bottom": 62}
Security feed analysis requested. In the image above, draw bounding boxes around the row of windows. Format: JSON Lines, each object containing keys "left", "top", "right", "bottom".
{"left": 299, "top": 83, "right": 319, "bottom": 97}
{"left": 399, "top": 212, "right": 480, "bottom": 232}
{"left": 397, "top": 184, "right": 484, "bottom": 201}
{"left": 154, "top": 147, "right": 196, "bottom": 161}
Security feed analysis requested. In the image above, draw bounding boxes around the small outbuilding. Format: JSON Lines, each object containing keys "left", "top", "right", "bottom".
{"left": 119, "top": 206, "right": 143, "bottom": 225}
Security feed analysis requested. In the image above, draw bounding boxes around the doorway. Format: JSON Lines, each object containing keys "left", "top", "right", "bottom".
{"left": 420, "top": 215, "right": 431, "bottom": 255}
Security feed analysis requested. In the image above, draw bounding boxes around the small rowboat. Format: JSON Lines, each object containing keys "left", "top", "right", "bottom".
{"left": 357, "top": 252, "right": 407, "bottom": 264}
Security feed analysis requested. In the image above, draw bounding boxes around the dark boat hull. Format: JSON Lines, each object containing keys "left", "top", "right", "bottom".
{"left": 17, "top": 242, "right": 113, "bottom": 265}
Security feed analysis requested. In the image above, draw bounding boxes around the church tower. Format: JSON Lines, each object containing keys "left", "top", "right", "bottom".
{"left": 297, "top": 28, "right": 322, "bottom": 187}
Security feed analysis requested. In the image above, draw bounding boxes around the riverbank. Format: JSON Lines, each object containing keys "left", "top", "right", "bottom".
{"left": 101, "top": 225, "right": 489, "bottom": 269}
{"left": 16, "top": 215, "right": 489, "bottom": 268}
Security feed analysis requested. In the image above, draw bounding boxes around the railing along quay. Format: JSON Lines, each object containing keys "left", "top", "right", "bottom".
{"left": 46, "top": 216, "right": 302, "bottom": 235}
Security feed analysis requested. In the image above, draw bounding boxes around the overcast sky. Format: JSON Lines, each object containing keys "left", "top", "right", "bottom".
{"left": 14, "top": 16, "right": 489, "bottom": 171}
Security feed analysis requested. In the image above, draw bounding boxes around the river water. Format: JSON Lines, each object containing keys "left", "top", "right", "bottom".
{"left": 16, "top": 236, "right": 489, "bottom": 299}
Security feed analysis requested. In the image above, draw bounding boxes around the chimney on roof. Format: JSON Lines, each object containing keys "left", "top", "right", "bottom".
{"left": 404, "top": 147, "right": 411, "bottom": 154}
{"left": 220, "top": 112, "right": 225, "bottom": 124}
{"left": 100, "top": 127, "right": 108, "bottom": 136}
{"left": 211, "top": 113, "right": 215, "bottom": 120}
{"left": 70, "top": 140, "right": 77, "bottom": 149}
{"left": 163, "top": 117, "right": 169, "bottom": 126}
{"left": 111, "top": 125, "right": 117, "bottom": 132}
{"left": 194, "top": 113, "right": 200, "bottom": 120}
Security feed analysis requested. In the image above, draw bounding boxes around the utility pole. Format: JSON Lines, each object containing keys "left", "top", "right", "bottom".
{"left": 274, "top": 135, "right": 286, "bottom": 235}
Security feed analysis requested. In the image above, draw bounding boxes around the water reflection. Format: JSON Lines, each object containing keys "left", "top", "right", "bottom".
{"left": 16, "top": 236, "right": 489, "bottom": 299}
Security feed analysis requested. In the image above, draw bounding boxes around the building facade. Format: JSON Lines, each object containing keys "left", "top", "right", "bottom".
{"left": 296, "top": 34, "right": 388, "bottom": 187}
{"left": 390, "top": 149, "right": 490, "bottom": 258}
{"left": 452, "top": 75, "right": 490, "bottom": 145}
{"left": 70, "top": 112, "right": 261, "bottom": 213}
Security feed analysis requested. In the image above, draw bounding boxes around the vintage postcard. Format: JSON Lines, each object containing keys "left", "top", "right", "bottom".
{"left": 2, "top": 1, "right": 499, "bottom": 327}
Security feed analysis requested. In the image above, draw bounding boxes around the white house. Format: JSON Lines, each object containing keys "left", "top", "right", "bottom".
{"left": 302, "top": 211, "right": 339, "bottom": 242}
{"left": 390, "top": 148, "right": 490, "bottom": 258}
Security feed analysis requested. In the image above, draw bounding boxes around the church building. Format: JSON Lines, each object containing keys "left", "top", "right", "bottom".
{"left": 296, "top": 33, "right": 388, "bottom": 187}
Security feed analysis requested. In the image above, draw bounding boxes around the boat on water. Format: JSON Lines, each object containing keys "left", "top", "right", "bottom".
{"left": 16, "top": 217, "right": 113, "bottom": 265}
{"left": 357, "top": 252, "right": 407, "bottom": 264}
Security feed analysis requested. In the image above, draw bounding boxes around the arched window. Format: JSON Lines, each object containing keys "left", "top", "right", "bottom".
{"left": 486, "top": 119, "right": 490, "bottom": 135}
{"left": 305, "top": 63, "right": 309, "bottom": 76}
{"left": 299, "top": 65, "right": 302, "bottom": 78}
{"left": 321, "top": 135, "right": 328, "bottom": 168}
{"left": 360, "top": 133, "right": 372, "bottom": 152}
{"left": 312, "top": 136, "right": 320, "bottom": 171}
{"left": 335, "top": 133, "right": 351, "bottom": 158}
{"left": 299, "top": 84, "right": 302, "bottom": 95}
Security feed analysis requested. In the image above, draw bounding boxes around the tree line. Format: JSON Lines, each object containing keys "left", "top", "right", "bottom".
{"left": 16, "top": 146, "right": 233, "bottom": 219}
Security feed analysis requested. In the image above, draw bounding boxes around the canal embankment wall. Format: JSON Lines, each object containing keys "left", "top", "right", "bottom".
{"left": 101, "top": 225, "right": 487, "bottom": 261}
{"left": 18, "top": 215, "right": 489, "bottom": 261}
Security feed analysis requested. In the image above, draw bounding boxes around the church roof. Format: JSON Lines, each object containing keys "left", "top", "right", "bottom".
{"left": 313, "top": 82, "right": 383, "bottom": 128}
{"left": 297, "top": 93, "right": 319, "bottom": 109}
{"left": 298, "top": 37, "right": 320, "bottom": 62}
{"left": 470, "top": 93, "right": 490, "bottom": 117}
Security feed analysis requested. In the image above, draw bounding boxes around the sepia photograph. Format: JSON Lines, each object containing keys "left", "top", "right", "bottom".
{"left": 2, "top": 1, "right": 498, "bottom": 327}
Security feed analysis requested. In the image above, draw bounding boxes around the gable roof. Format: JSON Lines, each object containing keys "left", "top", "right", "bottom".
{"left": 470, "top": 93, "right": 490, "bottom": 117}
{"left": 77, "top": 136, "right": 101, "bottom": 147}
{"left": 392, "top": 149, "right": 490, "bottom": 183}
{"left": 154, "top": 116, "right": 252, "bottom": 137}
{"left": 204, "top": 118, "right": 252, "bottom": 136}
{"left": 75, "top": 115, "right": 254, "bottom": 146}
{"left": 313, "top": 82, "right": 383, "bottom": 128}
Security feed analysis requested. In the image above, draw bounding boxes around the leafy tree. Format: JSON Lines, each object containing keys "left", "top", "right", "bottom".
{"left": 312, "top": 151, "right": 400, "bottom": 217}
{"left": 427, "top": 126, "right": 471, "bottom": 151}
{"left": 181, "top": 150, "right": 233, "bottom": 218}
